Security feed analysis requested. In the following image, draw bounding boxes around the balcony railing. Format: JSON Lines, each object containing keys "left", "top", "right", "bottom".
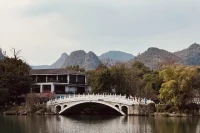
{"left": 36, "top": 79, "right": 68, "bottom": 83}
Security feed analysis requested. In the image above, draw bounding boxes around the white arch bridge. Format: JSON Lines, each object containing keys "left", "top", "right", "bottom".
{"left": 47, "top": 94, "right": 154, "bottom": 115}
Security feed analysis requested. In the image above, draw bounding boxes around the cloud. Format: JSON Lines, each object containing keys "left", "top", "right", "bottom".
{"left": 0, "top": 0, "right": 200, "bottom": 65}
{"left": 23, "top": 0, "right": 200, "bottom": 37}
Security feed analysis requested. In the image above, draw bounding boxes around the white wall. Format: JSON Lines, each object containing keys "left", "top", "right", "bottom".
{"left": 65, "top": 86, "right": 77, "bottom": 93}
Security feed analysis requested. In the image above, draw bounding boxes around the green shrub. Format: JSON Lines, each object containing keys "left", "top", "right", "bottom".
{"left": 148, "top": 103, "right": 156, "bottom": 113}
{"left": 186, "top": 103, "right": 198, "bottom": 110}
{"left": 156, "top": 104, "right": 166, "bottom": 113}
{"left": 184, "top": 103, "right": 199, "bottom": 115}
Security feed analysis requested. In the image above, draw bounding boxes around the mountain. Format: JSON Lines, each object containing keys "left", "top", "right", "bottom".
{"left": 174, "top": 43, "right": 200, "bottom": 65}
{"left": 31, "top": 65, "right": 49, "bottom": 69}
{"left": 0, "top": 48, "right": 4, "bottom": 60}
{"left": 31, "top": 44, "right": 200, "bottom": 70}
{"left": 62, "top": 50, "right": 87, "bottom": 68}
{"left": 99, "top": 51, "right": 134, "bottom": 62}
{"left": 84, "top": 51, "right": 101, "bottom": 70}
{"left": 135, "top": 47, "right": 181, "bottom": 69}
{"left": 49, "top": 53, "right": 68, "bottom": 68}
{"left": 62, "top": 50, "right": 101, "bottom": 70}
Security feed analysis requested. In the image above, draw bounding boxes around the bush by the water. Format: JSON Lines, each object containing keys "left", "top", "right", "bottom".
{"left": 156, "top": 103, "right": 200, "bottom": 115}
{"left": 182, "top": 103, "right": 199, "bottom": 115}
{"left": 147, "top": 103, "right": 156, "bottom": 113}
{"left": 156, "top": 104, "right": 166, "bottom": 113}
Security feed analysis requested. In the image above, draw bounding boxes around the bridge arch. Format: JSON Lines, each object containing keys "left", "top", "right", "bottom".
{"left": 55, "top": 105, "right": 62, "bottom": 113}
{"left": 63, "top": 105, "right": 67, "bottom": 108}
{"left": 59, "top": 101, "right": 126, "bottom": 115}
{"left": 121, "top": 106, "right": 128, "bottom": 115}
{"left": 115, "top": 105, "right": 120, "bottom": 110}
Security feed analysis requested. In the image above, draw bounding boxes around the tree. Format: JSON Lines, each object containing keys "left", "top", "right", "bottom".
{"left": 191, "top": 68, "right": 200, "bottom": 104}
{"left": 143, "top": 72, "right": 163, "bottom": 100}
{"left": 159, "top": 65, "right": 196, "bottom": 110}
{"left": 129, "top": 62, "right": 150, "bottom": 96}
{"left": 0, "top": 88, "right": 9, "bottom": 104}
{"left": 88, "top": 61, "right": 159, "bottom": 97}
{"left": 88, "top": 68, "right": 113, "bottom": 93}
{"left": 0, "top": 49, "right": 33, "bottom": 103}
{"left": 110, "top": 64, "right": 129, "bottom": 95}
{"left": 66, "top": 65, "right": 85, "bottom": 72}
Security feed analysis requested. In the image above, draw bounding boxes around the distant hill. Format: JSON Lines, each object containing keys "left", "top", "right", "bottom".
{"left": 135, "top": 47, "right": 181, "bottom": 69}
{"left": 62, "top": 50, "right": 101, "bottom": 70}
{"left": 31, "top": 44, "right": 200, "bottom": 70}
{"left": 31, "top": 65, "right": 49, "bottom": 69}
{"left": 99, "top": 51, "right": 134, "bottom": 62}
{"left": 174, "top": 43, "right": 200, "bottom": 65}
{"left": 49, "top": 53, "right": 68, "bottom": 69}
{"left": 32, "top": 50, "right": 101, "bottom": 70}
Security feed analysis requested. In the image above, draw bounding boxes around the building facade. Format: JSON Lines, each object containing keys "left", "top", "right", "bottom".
{"left": 30, "top": 69, "right": 89, "bottom": 95}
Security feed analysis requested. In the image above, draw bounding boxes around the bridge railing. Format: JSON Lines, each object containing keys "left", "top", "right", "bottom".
{"left": 47, "top": 94, "right": 154, "bottom": 106}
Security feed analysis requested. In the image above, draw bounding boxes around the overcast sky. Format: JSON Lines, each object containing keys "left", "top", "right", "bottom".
{"left": 0, "top": 0, "right": 200, "bottom": 65}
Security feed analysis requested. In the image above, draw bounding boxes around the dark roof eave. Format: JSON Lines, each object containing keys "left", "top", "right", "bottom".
{"left": 31, "top": 73, "right": 84, "bottom": 75}
{"left": 30, "top": 69, "right": 85, "bottom": 75}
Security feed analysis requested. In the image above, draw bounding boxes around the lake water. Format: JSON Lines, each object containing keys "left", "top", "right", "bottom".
{"left": 0, "top": 115, "right": 199, "bottom": 133}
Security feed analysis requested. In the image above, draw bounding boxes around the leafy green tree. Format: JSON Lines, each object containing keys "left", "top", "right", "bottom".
{"left": 0, "top": 49, "right": 33, "bottom": 103}
{"left": 110, "top": 64, "right": 129, "bottom": 95}
{"left": 143, "top": 72, "right": 163, "bottom": 100}
{"left": 0, "top": 88, "right": 9, "bottom": 104}
{"left": 88, "top": 67, "right": 113, "bottom": 93}
{"left": 191, "top": 68, "right": 200, "bottom": 103}
{"left": 126, "top": 61, "right": 155, "bottom": 97}
{"left": 88, "top": 61, "right": 159, "bottom": 98}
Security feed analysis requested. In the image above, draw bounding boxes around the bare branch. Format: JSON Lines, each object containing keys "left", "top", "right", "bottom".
{"left": 10, "top": 47, "right": 22, "bottom": 59}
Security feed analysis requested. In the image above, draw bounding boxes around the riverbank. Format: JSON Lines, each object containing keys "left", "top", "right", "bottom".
{"left": 154, "top": 112, "right": 199, "bottom": 117}
{"left": 0, "top": 105, "right": 56, "bottom": 116}
{"left": 155, "top": 104, "right": 200, "bottom": 117}
{"left": 1, "top": 105, "right": 200, "bottom": 117}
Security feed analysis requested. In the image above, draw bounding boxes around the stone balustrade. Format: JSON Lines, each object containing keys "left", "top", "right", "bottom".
{"left": 47, "top": 94, "right": 154, "bottom": 106}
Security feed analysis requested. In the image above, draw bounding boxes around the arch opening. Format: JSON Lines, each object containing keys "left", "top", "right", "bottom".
{"left": 60, "top": 102, "right": 124, "bottom": 116}
{"left": 121, "top": 106, "right": 128, "bottom": 115}
{"left": 64, "top": 105, "right": 67, "bottom": 108}
{"left": 56, "top": 105, "right": 61, "bottom": 114}
{"left": 115, "top": 105, "right": 119, "bottom": 110}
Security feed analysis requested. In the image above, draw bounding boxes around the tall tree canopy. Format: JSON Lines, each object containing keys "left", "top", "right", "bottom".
{"left": 159, "top": 65, "right": 197, "bottom": 110}
{"left": 0, "top": 51, "right": 33, "bottom": 103}
{"left": 88, "top": 61, "right": 162, "bottom": 99}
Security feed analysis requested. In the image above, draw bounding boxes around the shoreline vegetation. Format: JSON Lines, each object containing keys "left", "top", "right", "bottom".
{"left": 0, "top": 49, "right": 200, "bottom": 117}
{"left": 1, "top": 96, "right": 199, "bottom": 117}
{"left": 1, "top": 103, "right": 200, "bottom": 117}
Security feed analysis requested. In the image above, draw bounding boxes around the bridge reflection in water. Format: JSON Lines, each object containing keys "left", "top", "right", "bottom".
{"left": 1, "top": 116, "right": 199, "bottom": 133}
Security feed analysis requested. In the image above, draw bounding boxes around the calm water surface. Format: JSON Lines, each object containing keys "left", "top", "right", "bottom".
{"left": 0, "top": 115, "right": 199, "bottom": 133}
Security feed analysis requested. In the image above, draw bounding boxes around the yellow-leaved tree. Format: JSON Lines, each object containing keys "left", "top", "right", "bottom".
{"left": 159, "top": 65, "right": 197, "bottom": 110}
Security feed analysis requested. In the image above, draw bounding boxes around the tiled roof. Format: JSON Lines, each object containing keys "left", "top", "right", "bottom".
{"left": 30, "top": 69, "right": 85, "bottom": 75}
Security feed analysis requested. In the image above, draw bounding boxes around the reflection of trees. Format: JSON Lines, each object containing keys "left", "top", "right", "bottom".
{"left": 0, "top": 116, "right": 25, "bottom": 133}
{"left": 18, "top": 116, "right": 50, "bottom": 133}
{"left": 1, "top": 116, "right": 200, "bottom": 133}
{"left": 0, "top": 116, "right": 50, "bottom": 133}
{"left": 149, "top": 117, "right": 200, "bottom": 133}
{"left": 127, "top": 116, "right": 151, "bottom": 133}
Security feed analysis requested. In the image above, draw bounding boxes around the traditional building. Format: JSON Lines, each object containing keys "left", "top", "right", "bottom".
{"left": 30, "top": 69, "right": 89, "bottom": 95}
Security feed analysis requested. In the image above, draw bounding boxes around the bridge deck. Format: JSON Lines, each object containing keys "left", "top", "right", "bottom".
{"left": 47, "top": 94, "right": 154, "bottom": 106}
